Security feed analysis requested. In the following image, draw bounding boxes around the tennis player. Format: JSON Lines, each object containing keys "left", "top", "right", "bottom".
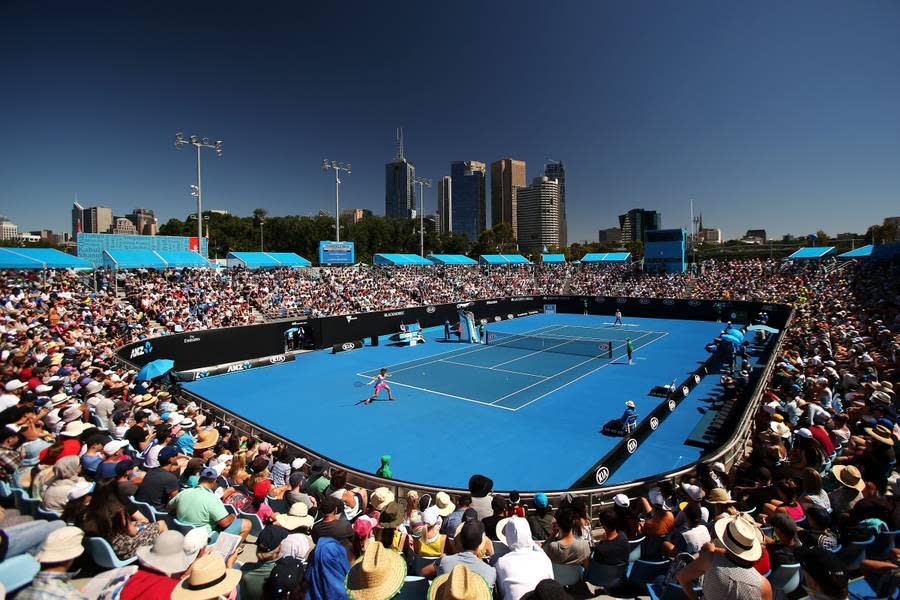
{"left": 366, "top": 368, "right": 395, "bottom": 404}
{"left": 626, "top": 337, "right": 634, "bottom": 365}
{"left": 614, "top": 309, "right": 623, "bottom": 326}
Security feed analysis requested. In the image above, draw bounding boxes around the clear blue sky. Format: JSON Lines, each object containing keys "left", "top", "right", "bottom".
{"left": 1, "top": 1, "right": 899, "bottom": 242}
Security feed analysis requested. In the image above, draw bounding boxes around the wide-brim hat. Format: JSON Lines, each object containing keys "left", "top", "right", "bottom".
{"left": 865, "top": 425, "right": 894, "bottom": 446}
{"left": 769, "top": 421, "right": 791, "bottom": 439}
{"left": 379, "top": 501, "right": 405, "bottom": 529}
{"left": 193, "top": 429, "right": 220, "bottom": 450}
{"left": 831, "top": 465, "right": 865, "bottom": 491}
{"left": 171, "top": 554, "right": 242, "bottom": 600}
{"left": 435, "top": 491, "right": 456, "bottom": 517}
{"left": 135, "top": 394, "right": 156, "bottom": 407}
{"left": 427, "top": 565, "right": 491, "bottom": 600}
{"left": 713, "top": 514, "right": 762, "bottom": 562}
{"left": 35, "top": 526, "right": 85, "bottom": 563}
{"left": 60, "top": 420, "right": 95, "bottom": 437}
{"left": 136, "top": 530, "right": 193, "bottom": 576}
{"left": 275, "top": 502, "right": 315, "bottom": 530}
{"left": 370, "top": 487, "right": 395, "bottom": 512}
{"left": 345, "top": 541, "right": 407, "bottom": 600}
{"left": 706, "top": 488, "right": 735, "bottom": 505}
{"left": 495, "top": 517, "right": 512, "bottom": 545}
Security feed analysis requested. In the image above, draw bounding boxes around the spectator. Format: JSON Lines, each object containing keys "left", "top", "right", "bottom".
{"left": 239, "top": 525, "right": 290, "bottom": 600}
{"left": 41, "top": 455, "right": 84, "bottom": 513}
{"left": 482, "top": 495, "right": 507, "bottom": 542}
{"left": 829, "top": 465, "right": 865, "bottom": 516}
{"left": 168, "top": 467, "right": 251, "bottom": 540}
{"left": 429, "top": 565, "right": 492, "bottom": 600}
{"left": 798, "top": 548, "right": 849, "bottom": 600}
{"left": 171, "top": 554, "right": 242, "bottom": 600}
{"left": 263, "top": 556, "right": 306, "bottom": 600}
{"left": 121, "top": 530, "right": 200, "bottom": 600}
{"left": 543, "top": 506, "right": 590, "bottom": 567}
{"left": 440, "top": 494, "right": 471, "bottom": 536}
{"left": 526, "top": 493, "right": 553, "bottom": 542}
{"left": 304, "top": 536, "right": 350, "bottom": 600}
{"left": 17, "top": 526, "right": 87, "bottom": 600}
{"left": 311, "top": 495, "right": 353, "bottom": 554}
{"left": 468, "top": 474, "right": 494, "bottom": 520}
{"left": 766, "top": 513, "right": 801, "bottom": 570}
{"left": 82, "top": 480, "right": 167, "bottom": 559}
{"left": 135, "top": 445, "right": 181, "bottom": 510}
{"left": 591, "top": 509, "right": 630, "bottom": 566}
{"left": 345, "top": 541, "right": 406, "bottom": 599}
{"left": 495, "top": 517, "right": 553, "bottom": 600}
{"left": 437, "top": 520, "right": 496, "bottom": 590}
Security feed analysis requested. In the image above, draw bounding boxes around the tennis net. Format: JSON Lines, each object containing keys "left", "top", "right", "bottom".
{"left": 485, "top": 331, "right": 614, "bottom": 358}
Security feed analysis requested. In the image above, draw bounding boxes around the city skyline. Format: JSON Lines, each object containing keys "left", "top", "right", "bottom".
{"left": 1, "top": 1, "right": 899, "bottom": 242}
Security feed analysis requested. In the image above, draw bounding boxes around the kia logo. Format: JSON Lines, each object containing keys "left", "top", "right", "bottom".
{"left": 626, "top": 438, "right": 638, "bottom": 453}
{"left": 341, "top": 342, "right": 355, "bottom": 351}
{"left": 426, "top": 306, "right": 436, "bottom": 313}
{"left": 663, "top": 299, "right": 675, "bottom": 305}
{"left": 668, "top": 399, "right": 676, "bottom": 411}
{"left": 639, "top": 298, "right": 651, "bottom": 304}
{"left": 595, "top": 466, "right": 610, "bottom": 485}
{"left": 682, "top": 386, "right": 690, "bottom": 397}
{"left": 650, "top": 417, "right": 659, "bottom": 430}
{"left": 269, "top": 355, "right": 285, "bottom": 364}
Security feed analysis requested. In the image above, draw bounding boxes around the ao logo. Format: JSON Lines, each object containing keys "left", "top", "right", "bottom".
{"left": 639, "top": 298, "right": 651, "bottom": 304}
{"left": 616, "top": 298, "right": 627, "bottom": 304}
{"left": 649, "top": 417, "right": 659, "bottom": 430}
{"left": 341, "top": 342, "right": 355, "bottom": 351}
{"left": 668, "top": 399, "right": 677, "bottom": 411}
{"left": 426, "top": 306, "right": 436, "bottom": 314}
{"left": 595, "top": 466, "right": 610, "bottom": 485}
{"left": 626, "top": 438, "right": 638, "bottom": 453}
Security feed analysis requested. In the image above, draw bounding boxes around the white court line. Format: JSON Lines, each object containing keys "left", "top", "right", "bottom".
{"left": 364, "top": 323, "right": 563, "bottom": 376}
{"left": 439, "top": 359, "right": 549, "bottom": 379}
{"left": 489, "top": 331, "right": 656, "bottom": 405}
{"left": 511, "top": 332, "right": 669, "bottom": 411}
{"left": 555, "top": 323, "right": 667, "bottom": 334}
{"left": 361, "top": 377, "right": 516, "bottom": 411}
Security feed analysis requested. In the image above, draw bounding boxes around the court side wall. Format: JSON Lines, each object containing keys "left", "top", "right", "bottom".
{"left": 116, "top": 295, "right": 790, "bottom": 374}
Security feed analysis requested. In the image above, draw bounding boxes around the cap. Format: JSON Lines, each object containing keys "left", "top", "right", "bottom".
{"left": 103, "top": 440, "right": 129, "bottom": 455}
{"left": 613, "top": 493, "right": 630, "bottom": 507}
{"left": 199, "top": 467, "right": 218, "bottom": 480}
{"left": 533, "top": 492, "right": 548, "bottom": 508}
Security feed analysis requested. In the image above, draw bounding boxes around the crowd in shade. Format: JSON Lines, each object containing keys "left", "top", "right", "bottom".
{"left": 0, "top": 257, "right": 897, "bottom": 600}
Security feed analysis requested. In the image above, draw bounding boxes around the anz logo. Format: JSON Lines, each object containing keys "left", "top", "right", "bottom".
{"left": 194, "top": 370, "right": 210, "bottom": 380}
{"left": 129, "top": 341, "right": 153, "bottom": 359}
{"left": 595, "top": 466, "right": 610, "bottom": 485}
{"left": 226, "top": 361, "right": 252, "bottom": 373}
{"left": 345, "top": 315, "right": 357, "bottom": 323}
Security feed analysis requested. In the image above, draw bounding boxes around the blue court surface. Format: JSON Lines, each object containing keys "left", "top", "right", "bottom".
{"left": 185, "top": 313, "right": 725, "bottom": 490}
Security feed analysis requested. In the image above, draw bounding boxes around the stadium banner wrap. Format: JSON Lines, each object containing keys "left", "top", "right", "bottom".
{"left": 173, "top": 353, "right": 296, "bottom": 382}
{"left": 332, "top": 340, "right": 364, "bottom": 354}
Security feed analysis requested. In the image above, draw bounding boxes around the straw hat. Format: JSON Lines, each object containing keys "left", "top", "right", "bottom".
{"left": 370, "top": 487, "right": 395, "bottom": 512}
{"left": 275, "top": 502, "right": 315, "bottom": 530}
{"left": 713, "top": 514, "right": 762, "bottom": 562}
{"left": 172, "top": 554, "right": 242, "bottom": 600}
{"left": 345, "top": 540, "right": 407, "bottom": 600}
{"left": 769, "top": 421, "right": 791, "bottom": 439}
{"left": 428, "top": 565, "right": 491, "bottom": 600}
{"left": 135, "top": 394, "right": 156, "bottom": 407}
{"left": 831, "top": 465, "right": 865, "bottom": 491}
{"left": 435, "top": 491, "right": 456, "bottom": 517}
{"left": 706, "top": 488, "right": 735, "bottom": 505}
{"left": 864, "top": 424, "right": 894, "bottom": 446}
{"left": 193, "top": 429, "right": 220, "bottom": 450}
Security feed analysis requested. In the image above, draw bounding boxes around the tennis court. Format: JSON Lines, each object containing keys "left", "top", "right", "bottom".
{"left": 357, "top": 323, "right": 668, "bottom": 411}
{"left": 185, "top": 312, "right": 725, "bottom": 489}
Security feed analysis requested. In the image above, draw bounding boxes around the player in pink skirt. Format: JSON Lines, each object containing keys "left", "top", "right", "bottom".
{"left": 366, "top": 368, "right": 396, "bottom": 404}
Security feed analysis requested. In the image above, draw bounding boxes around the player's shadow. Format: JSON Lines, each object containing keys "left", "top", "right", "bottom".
{"left": 354, "top": 397, "right": 393, "bottom": 406}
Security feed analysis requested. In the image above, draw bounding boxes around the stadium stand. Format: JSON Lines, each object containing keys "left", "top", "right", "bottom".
{"left": 0, "top": 257, "right": 897, "bottom": 599}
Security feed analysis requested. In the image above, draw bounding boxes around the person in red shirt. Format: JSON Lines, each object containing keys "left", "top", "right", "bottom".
{"left": 121, "top": 530, "right": 201, "bottom": 600}
{"left": 809, "top": 414, "right": 835, "bottom": 456}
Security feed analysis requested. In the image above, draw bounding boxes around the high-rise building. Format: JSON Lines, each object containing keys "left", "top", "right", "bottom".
{"left": 384, "top": 128, "right": 416, "bottom": 219}
{"left": 598, "top": 227, "right": 622, "bottom": 243}
{"left": 437, "top": 176, "right": 452, "bottom": 234}
{"left": 0, "top": 216, "right": 18, "bottom": 241}
{"left": 490, "top": 158, "right": 526, "bottom": 237}
{"left": 450, "top": 160, "right": 486, "bottom": 241}
{"left": 618, "top": 208, "right": 661, "bottom": 243}
{"left": 516, "top": 176, "right": 560, "bottom": 251}
{"left": 110, "top": 217, "right": 138, "bottom": 235}
{"left": 126, "top": 208, "right": 157, "bottom": 235}
{"left": 79, "top": 206, "right": 114, "bottom": 235}
{"left": 544, "top": 160, "right": 567, "bottom": 246}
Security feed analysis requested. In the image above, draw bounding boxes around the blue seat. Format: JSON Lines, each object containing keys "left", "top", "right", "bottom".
{"left": 35, "top": 506, "right": 61, "bottom": 521}
{"left": 628, "top": 559, "right": 671, "bottom": 588}
{"left": 396, "top": 575, "right": 428, "bottom": 600}
{"left": 848, "top": 575, "right": 897, "bottom": 600}
{"left": 412, "top": 555, "right": 440, "bottom": 577}
{"left": 768, "top": 563, "right": 802, "bottom": 598}
{"left": 0, "top": 554, "right": 40, "bottom": 593}
{"left": 129, "top": 496, "right": 166, "bottom": 522}
{"left": 168, "top": 517, "right": 200, "bottom": 535}
{"left": 628, "top": 535, "right": 646, "bottom": 562}
{"left": 866, "top": 530, "right": 897, "bottom": 561}
{"left": 551, "top": 562, "right": 584, "bottom": 586}
{"left": 237, "top": 510, "right": 264, "bottom": 537}
{"left": 266, "top": 497, "right": 288, "bottom": 513}
{"left": 647, "top": 581, "right": 702, "bottom": 600}
{"left": 838, "top": 536, "right": 876, "bottom": 570}
{"left": 85, "top": 537, "right": 138, "bottom": 569}
{"left": 20, "top": 497, "right": 41, "bottom": 517}
{"left": 586, "top": 561, "right": 627, "bottom": 590}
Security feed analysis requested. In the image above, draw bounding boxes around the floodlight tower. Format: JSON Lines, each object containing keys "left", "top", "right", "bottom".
{"left": 175, "top": 133, "right": 223, "bottom": 244}
{"left": 322, "top": 160, "right": 352, "bottom": 242}
{"left": 412, "top": 175, "right": 432, "bottom": 256}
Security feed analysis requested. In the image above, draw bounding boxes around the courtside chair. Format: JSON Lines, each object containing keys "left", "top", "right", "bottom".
{"left": 551, "top": 562, "right": 584, "bottom": 586}
{"left": 396, "top": 575, "right": 428, "bottom": 600}
{"left": 85, "top": 537, "right": 138, "bottom": 569}
{"left": 768, "top": 563, "right": 802, "bottom": 599}
{"left": 0, "top": 554, "right": 40, "bottom": 593}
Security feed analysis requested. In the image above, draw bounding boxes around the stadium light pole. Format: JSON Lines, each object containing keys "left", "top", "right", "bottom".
{"left": 322, "top": 160, "right": 351, "bottom": 242}
{"left": 175, "top": 133, "right": 223, "bottom": 244}
{"left": 259, "top": 218, "right": 265, "bottom": 251}
{"left": 412, "top": 176, "right": 432, "bottom": 256}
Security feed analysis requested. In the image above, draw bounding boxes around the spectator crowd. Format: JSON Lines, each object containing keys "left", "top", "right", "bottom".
{"left": 0, "top": 256, "right": 896, "bottom": 599}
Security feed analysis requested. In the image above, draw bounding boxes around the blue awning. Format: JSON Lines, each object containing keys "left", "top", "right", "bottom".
{"left": 837, "top": 245, "right": 873, "bottom": 259}
{"left": 541, "top": 254, "right": 565, "bottom": 263}
{"left": 373, "top": 253, "right": 433, "bottom": 266}
{"left": 786, "top": 247, "right": 836, "bottom": 260}
{"left": 581, "top": 252, "right": 631, "bottom": 263}
{"left": 225, "top": 252, "right": 310, "bottom": 269}
{"left": 0, "top": 248, "right": 91, "bottom": 269}
{"left": 102, "top": 250, "right": 168, "bottom": 269}
{"left": 427, "top": 254, "right": 478, "bottom": 265}
{"left": 478, "top": 254, "right": 532, "bottom": 265}
{"left": 156, "top": 251, "right": 209, "bottom": 268}
{"left": 265, "top": 252, "right": 312, "bottom": 267}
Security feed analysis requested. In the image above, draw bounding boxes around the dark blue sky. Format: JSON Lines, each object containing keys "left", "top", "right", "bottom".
{"left": 1, "top": 1, "right": 899, "bottom": 242}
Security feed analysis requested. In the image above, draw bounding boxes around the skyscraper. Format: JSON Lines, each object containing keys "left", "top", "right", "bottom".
{"left": 490, "top": 158, "right": 526, "bottom": 237}
{"left": 450, "top": 161, "right": 486, "bottom": 241}
{"left": 384, "top": 128, "right": 416, "bottom": 219}
{"left": 618, "top": 208, "right": 661, "bottom": 243}
{"left": 544, "top": 160, "right": 567, "bottom": 246}
{"left": 437, "top": 176, "right": 452, "bottom": 234}
{"left": 73, "top": 204, "right": 113, "bottom": 235}
{"left": 516, "top": 176, "right": 560, "bottom": 251}
{"left": 126, "top": 208, "right": 157, "bottom": 235}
